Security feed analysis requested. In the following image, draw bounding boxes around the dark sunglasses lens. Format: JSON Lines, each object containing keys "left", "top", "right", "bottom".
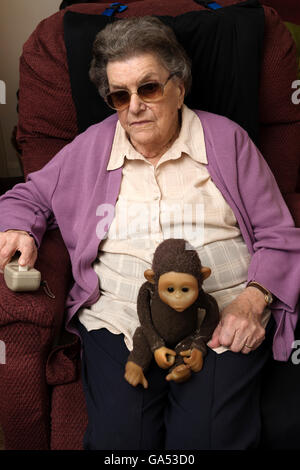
{"left": 139, "top": 82, "right": 162, "bottom": 101}
{"left": 107, "top": 90, "right": 130, "bottom": 109}
{"left": 106, "top": 82, "right": 164, "bottom": 109}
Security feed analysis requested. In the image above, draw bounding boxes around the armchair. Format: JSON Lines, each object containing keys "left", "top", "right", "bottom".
{"left": 0, "top": 0, "right": 299, "bottom": 450}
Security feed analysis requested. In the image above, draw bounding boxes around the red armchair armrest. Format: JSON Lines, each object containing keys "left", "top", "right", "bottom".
{"left": 0, "top": 229, "right": 72, "bottom": 450}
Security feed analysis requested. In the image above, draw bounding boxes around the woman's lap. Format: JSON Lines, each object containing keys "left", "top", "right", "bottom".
{"left": 77, "top": 320, "right": 273, "bottom": 450}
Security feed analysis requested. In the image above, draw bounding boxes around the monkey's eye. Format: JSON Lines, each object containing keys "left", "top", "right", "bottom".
{"left": 182, "top": 287, "right": 189, "bottom": 292}
{"left": 167, "top": 287, "right": 174, "bottom": 293}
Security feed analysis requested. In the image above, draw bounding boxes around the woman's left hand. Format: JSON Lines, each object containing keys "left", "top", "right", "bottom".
{"left": 207, "top": 287, "right": 267, "bottom": 354}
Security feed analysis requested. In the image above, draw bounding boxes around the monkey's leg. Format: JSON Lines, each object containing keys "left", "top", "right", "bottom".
{"left": 165, "top": 363, "right": 192, "bottom": 383}
{"left": 165, "top": 341, "right": 193, "bottom": 383}
{"left": 125, "top": 327, "right": 152, "bottom": 388}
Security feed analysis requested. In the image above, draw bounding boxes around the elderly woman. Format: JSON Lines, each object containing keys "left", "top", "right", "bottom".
{"left": 0, "top": 16, "right": 299, "bottom": 450}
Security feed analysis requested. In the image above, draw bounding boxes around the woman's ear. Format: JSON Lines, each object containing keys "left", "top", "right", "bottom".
{"left": 144, "top": 269, "right": 156, "bottom": 284}
{"left": 177, "top": 81, "right": 185, "bottom": 109}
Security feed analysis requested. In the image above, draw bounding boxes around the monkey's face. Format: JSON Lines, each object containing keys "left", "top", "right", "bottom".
{"left": 158, "top": 271, "right": 199, "bottom": 312}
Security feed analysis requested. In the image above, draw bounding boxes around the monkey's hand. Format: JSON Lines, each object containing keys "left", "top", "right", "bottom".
{"left": 154, "top": 347, "right": 176, "bottom": 369}
{"left": 124, "top": 361, "right": 148, "bottom": 389}
{"left": 180, "top": 348, "right": 203, "bottom": 372}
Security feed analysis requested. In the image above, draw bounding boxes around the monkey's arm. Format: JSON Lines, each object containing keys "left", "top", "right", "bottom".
{"left": 190, "top": 293, "right": 220, "bottom": 356}
{"left": 137, "top": 281, "right": 165, "bottom": 353}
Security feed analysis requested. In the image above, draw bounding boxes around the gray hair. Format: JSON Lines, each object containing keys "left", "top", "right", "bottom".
{"left": 89, "top": 16, "right": 192, "bottom": 98}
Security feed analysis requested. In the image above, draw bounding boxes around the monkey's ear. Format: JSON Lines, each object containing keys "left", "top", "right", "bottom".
{"left": 144, "top": 269, "right": 155, "bottom": 284}
{"left": 201, "top": 266, "right": 211, "bottom": 280}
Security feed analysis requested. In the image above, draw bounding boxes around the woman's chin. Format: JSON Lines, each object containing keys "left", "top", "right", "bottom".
{"left": 130, "top": 130, "right": 159, "bottom": 150}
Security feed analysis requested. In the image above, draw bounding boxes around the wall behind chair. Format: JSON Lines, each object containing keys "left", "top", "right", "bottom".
{"left": 0, "top": 0, "right": 61, "bottom": 178}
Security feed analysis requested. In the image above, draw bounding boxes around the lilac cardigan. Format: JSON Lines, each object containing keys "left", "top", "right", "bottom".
{"left": 0, "top": 110, "right": 299, "bottom": 361}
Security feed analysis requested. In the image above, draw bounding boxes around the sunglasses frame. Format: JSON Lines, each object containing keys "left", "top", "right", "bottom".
{"left": 105, "top": 73, "right": 175, "bottom": 110}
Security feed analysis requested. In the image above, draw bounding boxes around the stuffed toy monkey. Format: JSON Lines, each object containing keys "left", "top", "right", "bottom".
{"left": 124, "top": 238, "right": 220, "bottom": 388}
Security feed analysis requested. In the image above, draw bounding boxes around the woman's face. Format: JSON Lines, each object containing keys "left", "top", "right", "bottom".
{"left": 106, "top": 54, "right": 185, "bottom": 156}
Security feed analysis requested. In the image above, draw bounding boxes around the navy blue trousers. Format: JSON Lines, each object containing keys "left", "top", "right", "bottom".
{"left": 77, "top": 320, "right": 273, "bottom": 450}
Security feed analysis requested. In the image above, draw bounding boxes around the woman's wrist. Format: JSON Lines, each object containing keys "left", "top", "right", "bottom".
{"left": 246, "top": 281, "right": 273, "bottom": 305}
{"left": 244, "top": 286, "right": 268, "bottom": 315}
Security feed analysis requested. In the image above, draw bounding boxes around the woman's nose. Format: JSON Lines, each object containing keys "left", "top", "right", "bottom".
{"left": 128, "top": 92, "right": 146, "bottom": 113}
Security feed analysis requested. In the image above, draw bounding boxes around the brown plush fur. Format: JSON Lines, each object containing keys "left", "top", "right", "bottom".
{"left": 127, "top": 239, "right": 220, "bottom": 374}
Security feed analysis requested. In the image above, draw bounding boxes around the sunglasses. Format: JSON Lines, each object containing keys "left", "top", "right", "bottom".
{"left": 105, "top": 74, "right": 175, "bottom": 111}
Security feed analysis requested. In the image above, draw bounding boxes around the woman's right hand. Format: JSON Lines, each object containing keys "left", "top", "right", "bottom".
{"left": 0, "top": 230, "right": 37, "bottom": 271}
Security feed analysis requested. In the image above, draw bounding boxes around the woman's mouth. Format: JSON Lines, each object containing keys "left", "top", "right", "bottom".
{"left": 130, "top": 120, "right": 152, "bottom": 126}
